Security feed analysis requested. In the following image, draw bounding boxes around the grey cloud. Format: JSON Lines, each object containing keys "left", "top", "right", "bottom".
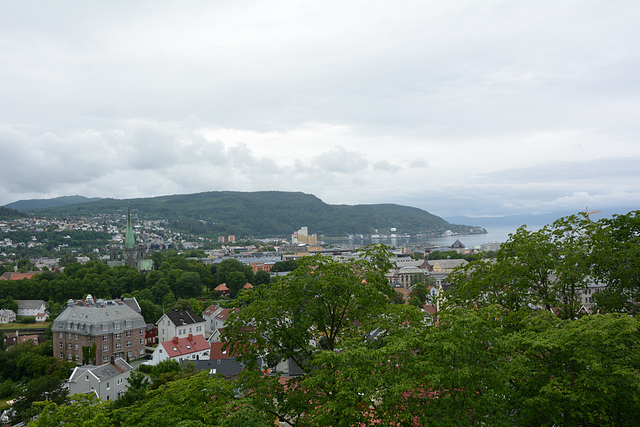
{"left": 313, "top": 147, "right": 368, "bottom": 173}
{"left": 409, "top": 159, "right": 428, "bottom": 168}
{"left": 479, "top": 157, "right": 640, "bottom": 184}
{"left": 372, "top": 160, "right": 400, "bottom": 172}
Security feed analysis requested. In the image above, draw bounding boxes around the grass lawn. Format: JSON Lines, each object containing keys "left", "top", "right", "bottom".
{"left": 0, "top": 322, "right": 50, "bottom": 331}
{"left": 0, "top": 397, "right": 10, "bottom": 411}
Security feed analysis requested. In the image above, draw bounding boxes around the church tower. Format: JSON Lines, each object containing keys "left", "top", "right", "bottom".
{"left": 107, "top": 206, "right": 153, "bottom": 272}
{"left": 123, "top": 206, "right": 137, "bottom": 268}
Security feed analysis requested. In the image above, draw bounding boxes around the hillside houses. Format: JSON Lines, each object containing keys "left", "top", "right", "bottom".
{"left": 52, "top": 295, "right": 146, "bottom": 364}
{"left": 67, "top": 357, "right": 134, "bottom": 401}
{"left": 156, "top": 310, "right": 206, "bottom": 343}
{"left": 151, "top": 334, "right": 210, "bottom": 365}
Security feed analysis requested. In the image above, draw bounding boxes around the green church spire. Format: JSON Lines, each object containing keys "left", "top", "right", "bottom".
{"left": 125, "top": 205, "right": 135, "bottom": 250}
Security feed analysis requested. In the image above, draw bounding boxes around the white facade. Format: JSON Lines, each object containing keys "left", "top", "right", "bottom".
{"left": 0, "top": 309, "right": 16, "bottom": 324}
{"left": 17, "top": 300, "right": 47, "bottom": 318}
{"left": 67, "top": 358, "right": 133, "bottom": 401}
{"left": 150, "top": 334, "right": 210, "bottom": 366}
{"left": 156, "top": 311, "right": 206, "bottom": 343}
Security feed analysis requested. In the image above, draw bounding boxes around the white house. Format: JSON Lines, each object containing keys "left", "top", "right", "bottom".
{"left": 17, "top": 300, "right": 47, "bottom": 319}
{"left": 156, "top": 310, "right": 206, "bottom": 343}
{"left": 0, "top": 309, "right": 16, "bottom": 324}
{"left": 202, "top": 304, "right": 224, "bottom": 335}
{"left": 150, "top": 334, "right": 210, "bottom": 365}
{"left": 67, "top": 357, "right": 133, "bottom": 401}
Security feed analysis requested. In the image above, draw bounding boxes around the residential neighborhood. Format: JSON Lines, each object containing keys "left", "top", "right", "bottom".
{"left": 0, "top": 210, "right": 638, "bottom": 426}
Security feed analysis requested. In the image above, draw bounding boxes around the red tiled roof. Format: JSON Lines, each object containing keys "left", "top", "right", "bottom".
{"left": 210, "top": 341, "right": 231, "bottom": 359}
{"left": 424, "top": 304, "right": 437, "bottom": 315}
{"left": 214, "top": 308, "right": 231, "bottom": 321}
{"left": 160, "top": 334, "right": 209, "bottom": 358}
{"left": 203, "top": 304, "right": 221, "bottom": 316}
{"left": 214, "top": 284, "right": 229, "bottom": 292}
{"left": 0, "top": 272, "right": 38, "bottom": 280}
{"left": 243, "top": 282, "right": 253, "bottom": 289}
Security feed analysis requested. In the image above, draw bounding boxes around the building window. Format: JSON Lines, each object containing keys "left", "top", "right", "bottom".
{"left": 103, "top": 356, "right": 109, "bottom": 363}
{"left": 126, "top": 341, "right": 132, "bottom": 347}
{"left": 103, "top": 345, "right": 109, "bottom": 352}
{"left": 116, "top": 343, "right": 122, "bottom": 350}
{"left": 127, "top": 351, "right": 132, "bottom": 358}
{"left": 68, "top": 343, "right": 71, "bottom": 349}
{"left": 59, "top": 352, "right": 63, "bottom": 358}
{"left": 75, "top": 344, "right": 79, "bottom": 350}
{"left": 86, "top": 375, "right": 89, "bottom": 381}
{"left": 140, "top": 339, "right": 144, "bottom": 345}
{"left": 140, "top": 328, "right": 144, "bottom": 335}
{"left": 126, "top": 331, "right": 132, "bottom": 337}
{"left": 107, "top": 382, "right": 110, "bottom": 390}
{"left": 59, "top": 343, "right": 63, "bottom": 348}
{"left": 103, "top": 335, "right": 108, "bottom": 342}
{"left": 75, "top": 334, "right": 78, "bottom": 340}
{"left": 115, "top": 333, "right": 121, "bottom": 339}
{"left": 59, "top": 332, "right": 63, "bottom": 339}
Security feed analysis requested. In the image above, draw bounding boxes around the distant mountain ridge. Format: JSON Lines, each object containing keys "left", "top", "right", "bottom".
{"left": 7, "top": 191, "right": 484, "bottom": 238}
{"left": 446, "top": 206, "right": 638, "bottom": 229}
{"left": 5, "top": 195, "right": 102, "bottom": 210}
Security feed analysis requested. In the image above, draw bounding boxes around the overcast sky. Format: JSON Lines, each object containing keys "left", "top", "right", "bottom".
{"left": 1, "top": 1, "right": 638, "bottom": 218}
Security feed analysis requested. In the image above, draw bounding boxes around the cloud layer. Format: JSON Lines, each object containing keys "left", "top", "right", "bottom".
{"left": 1, "top": 1, "right": 638, "bottom": 218}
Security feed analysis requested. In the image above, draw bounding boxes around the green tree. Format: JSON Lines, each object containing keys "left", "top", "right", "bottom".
{"left": 175, "top": 271, "right": 202, "bottom": 299}
{"left": 446, "top": 214, "right": 594, "bottom": 319}
{"left": 17, "top": 259, "right": 35, "bottom": 272}
{"left": 29, "top": 394, "right": 115, "bottom": 427}
{"left": 270, "top": 259, "right": 297, "bottom": 272}
{"left": 224, "top": 245, "right": 394, "bottom": 373}
{"left": 590, "top": 210, "right": 640, "bottom": 313}
{"left": 506, "top": 312, "right": 640, "bottom": 426}
{"left": 58, "top": 253, "right": 78, "bottom": 267}
{"left": 0, "top": 296, "right": 18, "bottom": 312}
{"left": 151, "top": 278, "right": 171, "bottom": 304}
{"left": 253, "top": 270, "right": 270, "bottom": 286}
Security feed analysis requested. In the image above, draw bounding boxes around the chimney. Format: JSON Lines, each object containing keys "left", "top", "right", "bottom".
{"left": 188, "top": 333, "right": 193, "bottom": 341}
{"left": 172, "top": 336, "right": 179, "bottom": 344}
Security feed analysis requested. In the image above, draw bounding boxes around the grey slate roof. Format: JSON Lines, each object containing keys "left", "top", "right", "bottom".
{"left": 52, "top": 298, "right": 145, "bottom": 335}
{"left": 17, "top": 300, "right": 46, "bottom": 310}
{"left": 69, "top": 358, "right": 133, "bottom": 383}
{"left": 186, "top": 359, "right": 244, "bottom": 378}
{"left": 166, "top": 310, "right": 205, "bottom": 326}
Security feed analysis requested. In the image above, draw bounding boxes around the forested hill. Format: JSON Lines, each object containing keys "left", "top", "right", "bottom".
{"left": 0, "top": 206, "right": 27, "bottom": 220}
{"left": 5, "top": 195, "right": 102, "bottom": 210}
{"left": 12, "top": 191, "right": 484, "bottom": 238}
